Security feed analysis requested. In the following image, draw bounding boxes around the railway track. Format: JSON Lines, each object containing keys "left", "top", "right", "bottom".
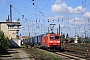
{"left": 54, "top": 52, "right": 86, "bottom": 60}
{"left": 37, "top": 48, "right": 86, "bottom": 60}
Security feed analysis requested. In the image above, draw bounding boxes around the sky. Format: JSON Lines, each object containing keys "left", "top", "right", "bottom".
{"left": 0, "top": 0, "right": 90, "bottom": 38}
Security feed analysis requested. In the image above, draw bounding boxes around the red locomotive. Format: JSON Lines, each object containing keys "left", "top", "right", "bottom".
{"left": 41, "top": 33, "right": 61, "bottom": 50}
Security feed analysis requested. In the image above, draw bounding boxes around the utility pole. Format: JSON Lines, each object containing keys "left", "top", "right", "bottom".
{"left": 85, "top": 31, "right": 86, "bottom": 39}
{"left": 59, "top": 24, "right": 60, "bottom": 35}
{"left": 29, "top": 32, "right": 30, "bottom": 38}
{"left": 28, "top": 26, "right": 30, "bottom": 38}
{"left": 57, "top": 28, "right": 58, "bottom": 34}
{"left": 8, "top": 15, "right": 9, "bottom": 20}
{"left": 48, "top": 27, "right": 49, "bottom": 33}
{"left": 10, "top": 4, "right": 12, "bottom": 22}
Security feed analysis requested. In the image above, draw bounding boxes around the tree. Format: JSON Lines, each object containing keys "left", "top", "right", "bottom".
{"left": 62, "top": 33, "right": 65, "bottom": 39}
{"left": 0, "top": 31, "right": 9, "bottom": 49}
{"left": 61, "top": 33, "right": 65, "bottom": 43}
{"left": 66, "top": 33, "right": 69, "bottom": 38}
{"left": 0, "top": 31, "right": 4, "bottom": 42}
{"left": 1, "top": 36, "right": 9, "bottom": 49}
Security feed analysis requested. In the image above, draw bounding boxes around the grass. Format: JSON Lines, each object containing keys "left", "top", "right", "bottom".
{"left": 44, "top": 53, "right": 62, "bottom": 60}
{"left": 24, "top": 48, "right": 63, "bottom": 60}
{"left": 62, "top": 43, "right": 90, "bottom": 51}
{"left": 36, "top": 48, "right": 62, "bottom": 60}
{"left": 21, "top": 44, "right": 26, "bottom": 48}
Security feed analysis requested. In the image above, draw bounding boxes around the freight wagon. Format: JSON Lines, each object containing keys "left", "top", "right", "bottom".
{"left": 38, "top": 34, "right": 45, "bottom": 45}
{"left": 24, "top": 33, "right": 61, "bottom": 50}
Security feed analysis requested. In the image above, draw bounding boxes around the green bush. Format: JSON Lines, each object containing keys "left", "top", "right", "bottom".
{"left": 1, "top": 36, "right": 9, "bottom": 49}
{"left": 0, "top": 31, "right": 10, "bottom": 55}
{"left": 0, "top": 45, "right": 9, "bottom": 55}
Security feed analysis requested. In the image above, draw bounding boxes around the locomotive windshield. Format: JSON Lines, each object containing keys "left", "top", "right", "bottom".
{"left": 50, "top": 36, "right": 59, "bottom": 39}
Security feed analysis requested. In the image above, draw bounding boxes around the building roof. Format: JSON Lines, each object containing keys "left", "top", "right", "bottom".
{"left": 0, "top": 22, "right": 21, "bottom": 26}
{"left": 22, "top": 36, "right": 29, "bottom": 39}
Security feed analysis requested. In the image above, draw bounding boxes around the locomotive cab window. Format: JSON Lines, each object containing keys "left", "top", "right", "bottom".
{"left": 50, "top": 36, "right": 59, "bottom": 39}
{"left": 55, "top": 36, "right": 59, "bottom": 39}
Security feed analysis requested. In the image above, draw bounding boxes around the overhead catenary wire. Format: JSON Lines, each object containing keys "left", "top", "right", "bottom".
{"left": 57, "top": 0, "right": 89, "bottom": 37}
{"left": 38, "top": 0, "right": 50, "bottom": 16}
{"left": 0, "top": 9, "right": 20, "bottom": 20}
{"left": 0, "top": 1, "right": 18, "bottom": 19}
{"left": 4, "top": 0, "right": 31, "bottom": 33}
{"left": 30, "top": 0, "right": 43, "bottom": 16}
{"left": 5, "top": 0, "right": 22, "bottom": 15}
{"left": 0, "top": 10, "right": 9, "bottom": 16}
{"left": 5, "top": 0, "right": 35, "bottom": 25}
{"left": 29, "top": 0, "right": 51, "bottom": 30}
{"left": 30, "top": 0, "right": 50, "bottom": 18}
{"left": 0, "top": 0, "right": 89, "bottom": 37}
{"left": 65, "top": 0, "right": 87, "bottom": 26}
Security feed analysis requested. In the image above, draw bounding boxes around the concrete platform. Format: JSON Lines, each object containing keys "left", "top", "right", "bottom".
{"left": 0, "top": 48, "right": 35, "bottom": 60}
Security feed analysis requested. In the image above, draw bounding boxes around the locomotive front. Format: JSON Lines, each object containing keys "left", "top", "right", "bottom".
{"left": 48, "top": 34, "right": 61, "bottom": 50}
{"left": 42, "top": 33, "right": 61, "bottom": 50}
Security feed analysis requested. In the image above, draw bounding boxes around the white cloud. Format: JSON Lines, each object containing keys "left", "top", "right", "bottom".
{"left": 52, "top": 0, "right": 69, "bottom": 13}
{"left": 84, "top": 12, "right": 90, "bottom": 18}
{"left": 52, "top": 0, "right": 86, "bottom": 14}
{"left": 68, "top": 6, "right": 86, "bottom": 14}
{"left": 68, "top": 18, "right": 85, "bottom": 24}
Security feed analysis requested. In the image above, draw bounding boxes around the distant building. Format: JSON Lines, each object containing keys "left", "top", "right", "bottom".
{"left": 0, "top": 19, "right": 21, "bottom": 39}
{"left": 22, "top": 36, "right": 29, "bottom": 40}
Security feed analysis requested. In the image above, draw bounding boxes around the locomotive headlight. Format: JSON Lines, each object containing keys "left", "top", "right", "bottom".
{"left": 57, "top": 41, "right": 60, "bottom": 43}
{"left": 50, "top": 41, "right": 52, "bottom": 43}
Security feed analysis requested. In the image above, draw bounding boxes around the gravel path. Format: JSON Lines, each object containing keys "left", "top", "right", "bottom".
{"left": 0, "top": 49, "right": 13, "bottom": 60}
{"left": 17, "top": 49, "right": 35, "bottom": 60}
{"left": 0, "top": 48, "right": 35, "bottom": 60}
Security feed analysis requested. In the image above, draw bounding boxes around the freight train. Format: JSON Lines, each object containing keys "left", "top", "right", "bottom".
{"left": 23, "top": 33, "right": 61, "bottom": 50}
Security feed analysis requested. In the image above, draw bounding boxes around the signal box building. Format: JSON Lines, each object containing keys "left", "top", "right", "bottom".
{"left": 0, "top": 20, "right": 21, "bottom": 39}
